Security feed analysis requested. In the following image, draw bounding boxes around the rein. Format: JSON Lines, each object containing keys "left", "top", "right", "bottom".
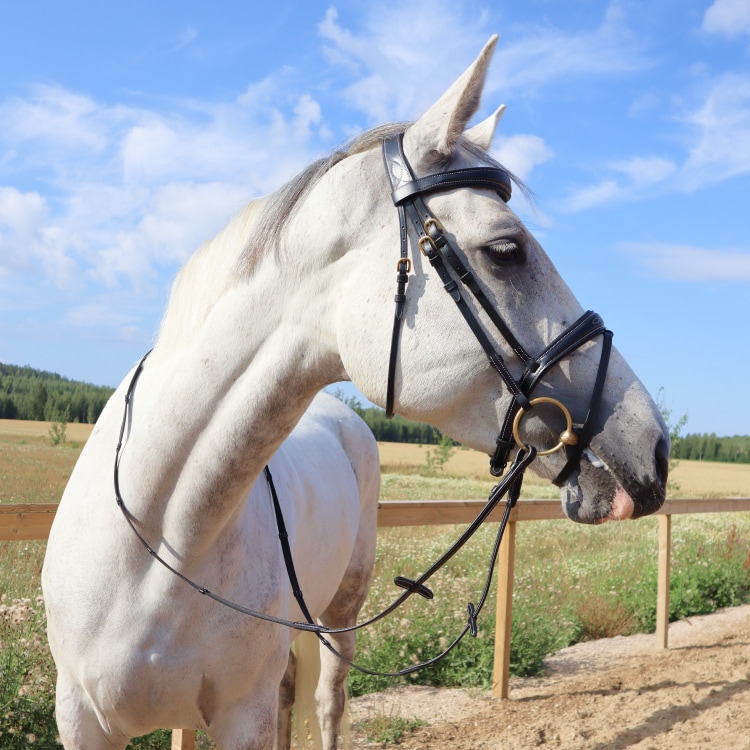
{"left": 113, "top": 134, "right": 614, "bottom": 677}
{"left": 114, "top": 350, "right": 536, "bottom": 676}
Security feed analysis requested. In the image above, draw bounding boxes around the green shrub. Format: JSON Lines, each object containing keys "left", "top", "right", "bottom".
{"left": 0, "top": 596, "right": 60, "bottom": 748}
{"left": 355, "top": 713, "right": 426, "bottom": 744}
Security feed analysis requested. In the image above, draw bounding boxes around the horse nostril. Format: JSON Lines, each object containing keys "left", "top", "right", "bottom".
{"left": 655, "top": 437, "right": 670, "bottom": 488}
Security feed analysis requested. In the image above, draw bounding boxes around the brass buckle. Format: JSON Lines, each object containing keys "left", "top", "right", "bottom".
{"left": 418, "top": 218, "right": 445, "bottom": 256}
{"left": 396, "top": 257, "right": 412, "bottom": 273}
{"left": 512, "top": 397, "right": 579, "bottom": 456}
{"left": 418, "top": 235, "right": 436, "bottom": 256}
{"left": 423, "top": 217, "right": 444, "bottom": 236}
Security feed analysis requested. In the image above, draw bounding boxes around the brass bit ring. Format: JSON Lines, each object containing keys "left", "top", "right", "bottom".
{"left": 512, "top": 397, "right": 579, "bottom": 456}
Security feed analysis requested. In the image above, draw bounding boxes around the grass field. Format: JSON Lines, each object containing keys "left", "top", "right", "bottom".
{"left": 3, "top": 418, "right": 750, "bottom": 506}
{"left": 1, "top": 419, "right": 750, "bottom": 743}
{"left": 377, "top": 440, "right": 750, "bottom": 499}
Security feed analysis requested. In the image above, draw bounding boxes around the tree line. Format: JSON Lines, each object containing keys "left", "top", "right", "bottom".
{"left": 671, "top": 433, "right": 750, "bottom": 464}
{"left": 333, "top": 391, "right": 449, "bottom": 445}
{"left": 0, "top": 363, "right": 114, "bottom": 424}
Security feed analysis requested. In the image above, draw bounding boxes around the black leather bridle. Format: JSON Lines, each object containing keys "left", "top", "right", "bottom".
{"left": 382, "top": 133, "right": 613, "bottom": 484}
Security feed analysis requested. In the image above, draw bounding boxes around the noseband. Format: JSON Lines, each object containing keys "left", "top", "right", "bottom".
{"left": 382, "top": 134, "right": 613, "bottom": 484}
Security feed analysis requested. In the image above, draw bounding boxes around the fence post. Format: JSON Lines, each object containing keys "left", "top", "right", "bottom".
{"left": 492, "top": 519, "right": 516, "bottom": 699}
{"left": 656, "top": 514, "right": 672, "bottom": 649}
{"left": 171, "top": 729, "right": 195, "bottom": 750}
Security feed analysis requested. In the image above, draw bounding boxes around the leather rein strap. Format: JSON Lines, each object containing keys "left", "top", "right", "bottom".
{"left": 113, "top": 350, "right": 538, "bottom": 677}
{"left": 381, "top": 134, "right": 612, "bottom": 483}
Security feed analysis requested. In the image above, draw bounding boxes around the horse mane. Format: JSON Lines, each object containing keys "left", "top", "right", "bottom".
{"left": 238, "top": 122, "right": 411, "bottom": 270}
{"left": 154, "top": 120, "right": 525, "bottom": 356}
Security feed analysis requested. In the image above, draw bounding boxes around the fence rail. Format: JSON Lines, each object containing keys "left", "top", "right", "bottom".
{"left": 3, "top": 496, "right": 750, "bottom": 746}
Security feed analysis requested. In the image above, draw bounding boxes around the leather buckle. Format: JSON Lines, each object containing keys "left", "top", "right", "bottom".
{"left": 418, "top": 235, "right": 437, "bottom": 256}
{"left": 424, "top": 217, "right": 444, "bottom": 238}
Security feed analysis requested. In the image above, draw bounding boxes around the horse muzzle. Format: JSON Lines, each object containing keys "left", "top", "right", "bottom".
{"left": 560, "top": 436, "right": 669, "bottom": 524}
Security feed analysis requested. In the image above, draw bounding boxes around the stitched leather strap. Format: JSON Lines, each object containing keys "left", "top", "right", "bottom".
{"left": 381, "top": 133, "right": 612, "bottom": 483}
{"left": 382, "top": 135, "right": 530, "bottom": 415}
{"left": 391, "top": 168, "right": 512, "bottom": 205}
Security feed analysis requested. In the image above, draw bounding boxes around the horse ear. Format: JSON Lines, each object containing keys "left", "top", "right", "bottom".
{"left": 465, "top": 104, "right": 506, "bottom": 151}
{"left": 403, "top": 35, "right": 498, "bottom": 170}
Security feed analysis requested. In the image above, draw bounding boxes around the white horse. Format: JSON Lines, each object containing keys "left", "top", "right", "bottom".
{"left": 42, "top": 36, "right": 670, "bottom": 749}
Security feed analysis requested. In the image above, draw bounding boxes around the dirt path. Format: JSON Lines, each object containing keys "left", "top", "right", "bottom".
{"left": 349, "top": 604, "right": 750, "bottom": 749}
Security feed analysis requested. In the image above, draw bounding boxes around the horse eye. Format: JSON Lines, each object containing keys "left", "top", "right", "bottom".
{"left": 485, "top": 240, "right": 524, "bottom": 266}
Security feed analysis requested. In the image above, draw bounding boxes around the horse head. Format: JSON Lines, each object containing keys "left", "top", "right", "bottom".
{"left": 297, "top": 36, "right": 669, "bottom": 524}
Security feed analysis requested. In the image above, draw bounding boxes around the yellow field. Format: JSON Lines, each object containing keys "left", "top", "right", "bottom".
{"left": 669, "top": 460, "right": 750, "bottom": 497}
{"left": 1, "top": 420, "right": 749, "bottom": 502}
{"left": 379, "top": 441, "right": 503, "bottom": 479}
{"left": 0, "top": 418, "right": 94, "bottom": 443}
{"left": 379, "top": 441, "right": 750, "bottom": 498}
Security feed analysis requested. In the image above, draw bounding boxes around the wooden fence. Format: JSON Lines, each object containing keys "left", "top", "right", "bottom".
{"left": 2, "top": 497, "right": 750, "bottom": 748}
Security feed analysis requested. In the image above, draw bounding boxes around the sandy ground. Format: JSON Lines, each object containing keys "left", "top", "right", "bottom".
{"left": 349, "top": 604, "right": 750, "bottom": 749}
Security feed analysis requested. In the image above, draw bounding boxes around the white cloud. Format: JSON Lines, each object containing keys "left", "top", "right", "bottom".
{"left": 318, "top": 3, "right": 492, "bottom": 123}
{"left": 0, "top": 78, "right": 331, "bottom": 299}
{"left": 563, "top": 180, "right": 624, "bottom": 213}
{"left": 488, "top": 2, "right": 652, "bottom": 97}
{"left": 621, "top": 242, "right": 750, "bottom": 281}
{"left": 562, "top": 155, "right": 676, "bottom": 212}
{"left": 318, "top": 2, "right": 651, "bottom": 125}
{"left": 611, "top": 156, "right": 677, "bottom": 185}
{"left": 679, "top": 73, "right": 750, "bottom": 189}
{"left": 493, "top": 134, "right": 553, "bottom": 181}
{"left": 0, "top": 186, "right": 47, "bottom": 241}
{"left": 65, "top": 303, "right": 136, "bottom": 328}
{"left": 703, "top": 0, "right": 750, "bottom": 38}
{"left": 0, "top": 187, "right": 81, "bottom": 287}
{"left": 562, "top": 69, "right": 750, "bottom": 212}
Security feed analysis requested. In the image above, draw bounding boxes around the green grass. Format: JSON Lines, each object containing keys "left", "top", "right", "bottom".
{"left": 2, "top": 431, "right": 750, "bottom": 746}
{"left": 355, "top": 713, "right": 427, "bottom": 745}
{"left": 0, "top": 595, "right": 58, "bottom": 747}
{"left": 347, "top": 506, "right": 750, "bottom": 697}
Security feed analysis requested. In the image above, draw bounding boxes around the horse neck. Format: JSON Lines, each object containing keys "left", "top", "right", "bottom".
{"left": 154, "top": 199, "right": 265, "bottom": 354}
{"left": 122, "top": 219, "right": 346, "bottom": 548}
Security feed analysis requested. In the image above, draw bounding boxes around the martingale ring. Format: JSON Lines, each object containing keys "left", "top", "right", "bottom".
{"left": 512, "top": 397, "right": 579, "bottom": 456}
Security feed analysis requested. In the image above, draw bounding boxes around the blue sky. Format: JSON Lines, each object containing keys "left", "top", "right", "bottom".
{"left": 1, "top": 0, "right": 749, "bottom": 436}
